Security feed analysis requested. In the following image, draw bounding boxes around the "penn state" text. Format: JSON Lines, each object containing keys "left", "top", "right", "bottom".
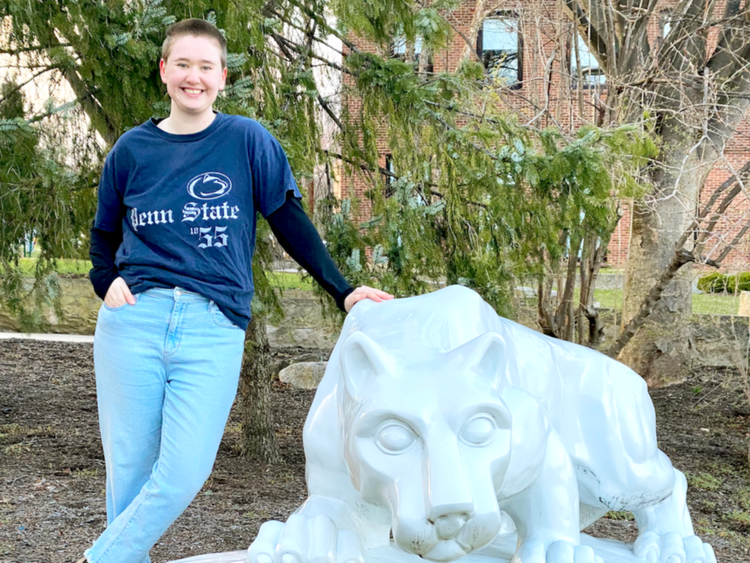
{"left": 130, "top": 208, "right": 174, "bottom": 232}
{"left": 181, "top": 201, "right": 240, "bottom": 222}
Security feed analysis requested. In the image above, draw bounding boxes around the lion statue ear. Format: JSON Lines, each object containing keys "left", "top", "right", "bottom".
{"left": 449, "top": 332, "right": 509, "bottom": 390}
{"left": 340, "top": 332, "right": 394, "bottom": 398}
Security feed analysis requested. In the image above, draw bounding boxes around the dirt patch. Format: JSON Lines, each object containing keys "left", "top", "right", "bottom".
{"left": 1, "top": 340, "right": 749, "bottom": 562}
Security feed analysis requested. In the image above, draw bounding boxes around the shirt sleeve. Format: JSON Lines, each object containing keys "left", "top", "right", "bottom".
{"left": 94, "top": 145, "right": 130, "bottom": 232}
{"left": 266, "top": 193, "right": 354, "bottom": 312}
{"left": 250, "top": 126, "right": 303, "bottom": 218}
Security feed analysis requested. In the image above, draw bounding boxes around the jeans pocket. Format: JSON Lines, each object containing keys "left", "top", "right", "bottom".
{"left": 209, "top": 301, "right": 240, "bottom": 329}
{"left": 102, "top": 293, "right": 140, "bottom": 312}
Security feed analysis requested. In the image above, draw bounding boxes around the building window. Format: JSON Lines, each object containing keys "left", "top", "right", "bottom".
{"left": 477, "top": 15, "right": 522, "bottom": 88}
{"left": 384, "top": 154, "right": 395, "bottom": 197}
{"left": 415, "top": 37, "right": 434, "bottom": 74}
{"left": 659, "top": 10, "right": 673, "bottom": 39}
{"left": 391, "top": 36, "right": 407, "bottom": 58}
{"left": 392, "top": 36, "right": 434, "bottom": 73}
{"left": 571, "top": 32, "right": 605, "bottom": 89}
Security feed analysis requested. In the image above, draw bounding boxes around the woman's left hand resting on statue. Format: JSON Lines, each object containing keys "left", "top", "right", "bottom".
{"left": 345, "top": 286, "right": 393, "bottom": 312}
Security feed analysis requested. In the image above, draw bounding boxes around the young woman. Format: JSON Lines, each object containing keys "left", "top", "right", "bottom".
{"left": 84, "top": 18, "right": 391, "bottom": 563}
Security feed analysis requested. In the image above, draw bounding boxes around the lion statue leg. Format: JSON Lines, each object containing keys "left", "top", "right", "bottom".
{"left": 566, "top": 364, "right": 716, "bottom": 563}
{"left": 498, "top": 431, "right": 603, "bottom": 563}
{"left": 630, "top": 469, "right": 717, "bottom": 563}
{"left": 485, "top": 386, "right": 604, "bottom": 563}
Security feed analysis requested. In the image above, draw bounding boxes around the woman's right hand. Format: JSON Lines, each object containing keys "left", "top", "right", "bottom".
{"left": 104, "top": 277, "right": 136, "bottom": 308}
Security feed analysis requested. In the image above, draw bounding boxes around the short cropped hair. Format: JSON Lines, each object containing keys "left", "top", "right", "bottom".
{"left": 161, "top": 19, "right": 227, "bottom": 69}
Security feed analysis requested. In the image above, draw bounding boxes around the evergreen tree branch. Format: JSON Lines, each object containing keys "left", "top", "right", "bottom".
{"left": 428, "top": 111, "right": 500, "bottom": 161}
{"left": 24, "top": 99, "right": 79, "bottom": 125}
{"left": 270, "top": 0, "right": 361, "bottom": 54}
{"left": 316, "top": 91, "right": 345, "bottom": 132}
{"left": 322, "top": 150, "right": 484, "bottom": 207}
{"left": 413, "top": 0, "right": 475, "bottom": 61}
{"left": 267, "top": 31, "right": 347, "bottom": 142}
{"left": 264, "top": 8, "right": 347, "bottom": 59}
{"left": 269, "top": 31, "right": 347, "bottom": 74}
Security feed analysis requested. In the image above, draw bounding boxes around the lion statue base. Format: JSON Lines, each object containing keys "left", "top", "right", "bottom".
{"left": 240, "top": 286, "right": 715, "bottom": 563}
{"left": 167, "top": 534, "right": 661, "bottom": 563}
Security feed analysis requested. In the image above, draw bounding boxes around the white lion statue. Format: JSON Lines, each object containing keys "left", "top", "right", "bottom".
{"left": 247, "top": 286, "right": 716, "bottom": 563}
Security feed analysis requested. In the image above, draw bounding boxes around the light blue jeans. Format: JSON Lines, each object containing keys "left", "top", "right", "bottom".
{"left": 86, "top": 287, "right": 246, "bottom": 563}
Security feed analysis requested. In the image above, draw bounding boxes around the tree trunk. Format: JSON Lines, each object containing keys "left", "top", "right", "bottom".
{"left": 460, "top": 0, "right": 491, "bottom": 61}
{"left": 239, "top": 314, "right": 281, "bottom": 463}
{"left": 579, "top": 233, "right": 605, "bottom": 348}
{"left": 562, "top": 0, "right": 750, "bottom": 386}
{"left": 618, "top": 147, "right": 711, "bottom": 385}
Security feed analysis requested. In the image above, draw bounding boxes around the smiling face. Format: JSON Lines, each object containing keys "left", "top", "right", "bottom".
{"left": 160, "top": 34, "right": 227, "bottom": 121}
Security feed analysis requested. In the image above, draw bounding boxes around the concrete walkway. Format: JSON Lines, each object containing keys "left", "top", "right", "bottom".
{"left": 0, "top": 331, "right": 93, "bottom": 343}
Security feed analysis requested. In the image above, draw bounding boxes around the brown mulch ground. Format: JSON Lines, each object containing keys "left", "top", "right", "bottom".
{"left": 1, "top": 339, "right": 749, "bottom": 563}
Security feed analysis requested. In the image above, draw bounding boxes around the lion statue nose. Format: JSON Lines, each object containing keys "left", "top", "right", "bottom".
{"left": 434, "top": 513, "right": 469, "bottom": 540}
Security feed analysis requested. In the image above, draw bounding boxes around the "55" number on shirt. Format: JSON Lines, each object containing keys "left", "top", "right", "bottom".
{"left": 190, "top": 226, "right": 229, "bottom": 249}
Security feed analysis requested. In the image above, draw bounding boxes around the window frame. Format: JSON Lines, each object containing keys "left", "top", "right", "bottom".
{"left": 569, "top": 31, "right": 606, "bottom": 90}
{"left": 476, "top": 12, "right": 524, "bottom": 89}
{"left": 659, "top": 9, "right": 673, "bottom": 41}
{"left": 391, "top": 35, "right": 434, "bottom": 74}
{"left": 383, "top": 154, "right": 396, "bottom": 198}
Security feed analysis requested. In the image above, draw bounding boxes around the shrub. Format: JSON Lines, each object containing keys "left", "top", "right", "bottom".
{"left": 698, "top": 272, "right": 750, "bottom": 294}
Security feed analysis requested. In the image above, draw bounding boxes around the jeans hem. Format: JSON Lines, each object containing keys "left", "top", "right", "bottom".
{"left": 87, "top": 490, "right": 149, "bottom": 563}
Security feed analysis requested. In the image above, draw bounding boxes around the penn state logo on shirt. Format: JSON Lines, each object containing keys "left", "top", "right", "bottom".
{"left": 187, "top": 172, "right": 232, "bottom": 200}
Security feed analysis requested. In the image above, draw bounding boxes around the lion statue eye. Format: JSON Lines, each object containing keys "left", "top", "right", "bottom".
{"left": 375, "top": 422, "right": 417, "bottom": 454}
{"left": 460, "top": 414, "right": 496, "bottom": 446}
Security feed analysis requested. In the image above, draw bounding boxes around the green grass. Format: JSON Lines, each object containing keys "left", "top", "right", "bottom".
{"left": 266, "top": 271, "right": 313, "bottom": 290}
{"left": 693, "top": 293, "right": 740, "bottom": 315}
{"left": 10, "top": 259, "right": 746, "bottom": 313}
{"left": 591, "top": 289, "right": 623, "bottom": 310}
{"left": 17, "top": 257, "right": 91, "bottom": 276}
{"left": 14, "top": 258, "right": 314, "bottom": 290}
{"left": 687, "top": 471, "right": 723, "bottom": 492}
{"left": 604, "top": 511, "right": 634, "bottom": 521}
{"left": 591, "top": 288, "right": 739, "bottom": 315}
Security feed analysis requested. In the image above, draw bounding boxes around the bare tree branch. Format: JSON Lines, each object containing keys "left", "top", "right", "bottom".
{"left": 608, "top": 160, "right": 750, "bottom": 358}
{"left": 620, "top": 0, "right": 659, "bottom": 72}
{"left": 563, "top": 0, "right": 612, "bottom": 71}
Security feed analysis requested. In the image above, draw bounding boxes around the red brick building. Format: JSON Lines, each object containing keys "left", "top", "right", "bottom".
{"left": 337, "top": 1, "right": 750, "bottom": 272}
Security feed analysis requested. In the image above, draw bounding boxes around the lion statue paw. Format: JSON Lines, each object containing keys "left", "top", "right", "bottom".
{"left": 633, "top": 532, "right": 717, "bottom": 563}
{"left": 247, "top": 514, "right": 365, "bottom": 563}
